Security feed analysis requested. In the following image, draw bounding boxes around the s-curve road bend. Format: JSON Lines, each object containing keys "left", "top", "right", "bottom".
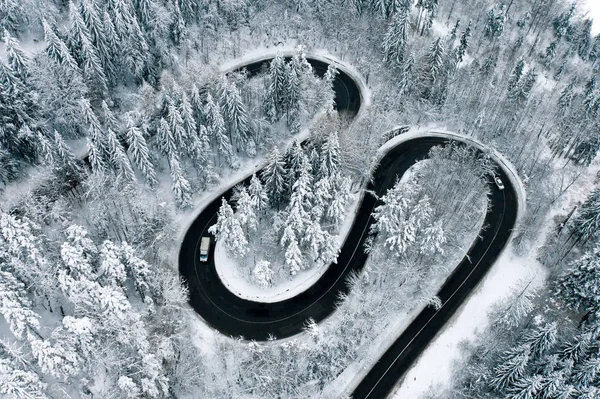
{"left": 178, "top": 56, "right": 519, "bottom": 397}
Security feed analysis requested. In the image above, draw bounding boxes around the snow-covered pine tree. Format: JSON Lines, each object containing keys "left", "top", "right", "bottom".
{"left": 170, "top": 0, "right": 187, "bottom": 46}
{"left": 101, "top": 9, "right": 120, "bottom": 84}
{"left": 483, "top": 6, "right": 505, "bottom": 42}
{"left": 557, "top": 243, "right": 600, "bottom": 313}
{"left": 68, "top": 0, "right": 108, "bottom": 96}
{"left": 106, "top": 125, "right": 136, "bottom": 184}
{"left": 87, "top": 137, "right": 106, "bottom": 176}
{"left": 99, "top": 240, "right": 127, "bottom": 286}
{"left": 286, "top": 154, "right": 313, "bottom": 233}
{"left": 283, "top": 230, "right": 303, "bottom": 276}
{"left": 253, "top": 260, "right": 273, "bottom": 288}
{"left": 53, "top": 130, "right": 81, "bottom": 175}
{"left": 506, "top": 375, "right": 544, "bottom": 399}
{"left": 125, "top": 117, "right": 157, "bottom": 185}
{"left": 81, "top": 99, "right": 109, "bottom": 173}
{"left": 42, "top": 19, "right": 80, "bottom": 72}
{"left": 36, "top": 131, "right": 55, "bottom": 166}
{"left": 235, "top": 186, "right": 257, "bottom": 232}
{"left": 0, "top": 271, "right": 40, "bottom": 339}
{"left": 372, "top": 181, "right": 435, "bottom": 257}
{"left": 169, "top": 155, "right": 193, "bottom": 208}
{"left": 79, "top": 0, "right": 116, "bottom": 85}
{"left": 220, "top": 79, "right": 251, "bottom": 153}
{"left": 120, "top": 242, "right": 152, "bottom": 302}
{"left": 190, "top": 83, "right": 204, "bottom": 123}
{"left": 302, "top": 220, "right": 325, "bottom": 262}
{"left": 261, "top": 148, "right": 288, "bottom": 208}
{"left": 327, "top": 174, "right": 353, "bottom": 225}
{"left": 4, "top": 29, "right": 28, "bottom": 80}
{"left": 544, "top": 40, "right": 558, "bottom": 69}
{"left": 489, "top": 345, "right": 531, "bottom": 391}
{"left": 321, "top": 64, "right": 338, "bottom": 115}
{"left": 264, "top": 54, "right": 289, "bottom": 122}
{"left": 167, "top": 100, "right": 187, "bottom": 149}
{"left": 569, "top": 187, "right": 600, "bottom": 242}
{"left": 520, "top": 322, "right": 558, "bottom": 358}
{"left": 313, "top": 174, "right": 333, "bottom": 220}
{"left": 319, "top": 130, "right": 341, "bottom": 178}
{"left": 107, "top": 0, "right": 148, "bottom": 82}
{"left": 205, "top": 92, "right": 233, "bottom": 165}
{"left": 558, "top": 79, "right": 576, "bottom": 115}
{"left": 208, "top": 198, "right": 248, "bottom": 257}
{"left": 382, "top": 8, "right": 409, "bottom": 66}
{"left": 157, "top": 117, "right": 176, "bottom": 157}
{"left": 283, "top": 140, "right": 305, "bottom": 185}
{"left": 249, "top": 173, "right": 269, "bottom": 217}
{"left": 457, "top": 21, "right": 471, "bottom": 64}
{"left": 418, "top": 37, "right": 446, "bottom": 100}
{"left": 179, "top": 91, "right": 197, "bottom": 138}
{"left": 0, "top": 341, "right": 48, "bottom": 398}
{"left": 508, "top": 59, "right": 525, "bottom": 93}
{"left": 27, "top": 331, "right": 78, "bottom": 379}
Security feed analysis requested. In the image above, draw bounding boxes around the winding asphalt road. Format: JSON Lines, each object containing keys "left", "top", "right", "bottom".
{"left": 178, "top": 56, "right": 519, "bottom": 398}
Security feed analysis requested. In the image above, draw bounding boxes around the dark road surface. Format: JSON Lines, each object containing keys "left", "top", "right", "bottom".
{"left": 178, "top": 56, "right": 519, "bottom": 398}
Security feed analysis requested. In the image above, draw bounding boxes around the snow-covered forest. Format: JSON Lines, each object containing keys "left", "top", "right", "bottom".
{"left": 1, "top": 0, "right": 600, "bottom": 397}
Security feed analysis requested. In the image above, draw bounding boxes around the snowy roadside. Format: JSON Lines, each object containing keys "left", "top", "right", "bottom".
{"left": 389, "top": 245, "right": 546, "bottom": 399}
{"left": 388, "top": 141, "right": 600, "bottom": 399}
{"left": 213, "top": 194, "right": 360, "bottom": 303}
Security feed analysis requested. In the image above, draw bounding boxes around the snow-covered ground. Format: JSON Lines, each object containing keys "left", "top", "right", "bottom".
{"left": 213, "top": 194, "right": 360, "bottom": 302}
{"left": 389, "top": 244, "right": 546, "bottom": 399}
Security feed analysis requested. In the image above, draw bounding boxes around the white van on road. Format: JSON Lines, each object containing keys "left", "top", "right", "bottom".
{"left": 200, "top": 237, "right": 211, "bottom": 262}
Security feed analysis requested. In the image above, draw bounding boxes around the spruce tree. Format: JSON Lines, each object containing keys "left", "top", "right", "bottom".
{"left": 167, "top": 100, "right": 187, "bottom": 148}
{"left": 456, "top": 21, "right": 471, "bottom": 64}
{"left": 557, "top": 244, "right": 600, "bottom": 313}
{"left": 544, "top": 40, "right": 558, "bottom": 68}
{"left": 382, "top": 8, "right": 409, "bottom": 66}
{"left": 169, "top": 155, "right": 192, "bottom": 208}
{"left": 4, "top": 29, "right": 28, "bottom": 79}
{"left": 42, "top": 19, "right": 80, "bottom": 72}
{"left": 106, "top": 126, "right": 136, "bottom": 184}
{"left": 320, "top": 131, "right": 341, "bottom": 178}
{"left": 249, "top": 173, "right": 269, "bottom": 217}
{"left": 125, "top": 118, "right": 157, "bottom": 185}
{"left": 205, "top": 93, "right": 232, "bottom": 164}
{"left": 264, "top": 54, "right": 289, "bottom": 122}
{"left": 558, "top": 79, "right": 576, "bottom": 115}
{"left": 261, "top": 148, "right": 287, "bottom": 207}
{"left": 220, "top": 79, "right": 250, "bottom": 151}
{"left": 0, "top": 270, "right": 41, "bottom": 339}
{"left": 157, "top": 117, "right": 176, "bottom": 157}
{"left": 53, "top": 130, "right": 81, "bottom": 175}
{"left": 208, "top": 198, "right": 248, "bottom": 257}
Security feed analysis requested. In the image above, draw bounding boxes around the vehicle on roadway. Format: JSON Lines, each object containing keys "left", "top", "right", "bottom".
{"left": 495, "top": 176, "right": 505, "bottom": 190}
{"left": 199, "top": 237, "right": 211, "bottom": 262}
